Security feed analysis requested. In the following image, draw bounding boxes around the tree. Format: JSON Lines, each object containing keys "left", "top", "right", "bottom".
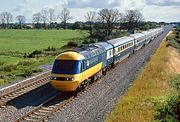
{"left": 0, "top": 12, "right": 13, "bottom": 28}
{"left": 58, "top": 8, "right": 72, "bottom": 29}
{"left": 0, "top": 13, "right": 6, "bottom": 28}
{"left": 85, "top": 11, "right": 96, "bottom": 37}
{"left": 98, "top": 9, "right": 122, "bottom": 36}
{"left": 72, "top": 21, "right": 81, "bottom": 30}
{"left": 123, "top": 9, "right": 144, "bottom": 33}
{"left": 16, "top": 15, "right": 26, "bottom": 29}
{"left": 48, "top": 8, "right": 55, "bottom": 29}
{"left": 33, "top": 12, "right": 42, "bottom": 29}
{"left": 41, "top": 8, "right": 49, "bottom": 28}
{"left": 49, "top": 8, "right": 55, "bottom": 23}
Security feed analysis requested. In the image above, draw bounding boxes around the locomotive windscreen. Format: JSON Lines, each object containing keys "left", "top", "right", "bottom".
{"left": 52, "top": 60, "right": 81, "bottom": 74}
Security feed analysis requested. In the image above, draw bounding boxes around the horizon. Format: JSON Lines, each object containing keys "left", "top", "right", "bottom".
{"left": 0, "top": 0, "right": 180, "bottom": 23}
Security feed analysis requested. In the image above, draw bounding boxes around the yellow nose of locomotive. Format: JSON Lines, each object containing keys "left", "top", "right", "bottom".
{"left": 50, "top": 51, "right": 84, "bottom": 91}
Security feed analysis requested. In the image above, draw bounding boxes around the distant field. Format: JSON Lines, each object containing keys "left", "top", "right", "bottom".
{"left": 0, "top": 29, "right": 87, "bottom": 85}
{"left": 0, "top": 55, "right": 25, "bottom": 65}
{"left": 0, "top": 29, "right": 86, "bottom": 53}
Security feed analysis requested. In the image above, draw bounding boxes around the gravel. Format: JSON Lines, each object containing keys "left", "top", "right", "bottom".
{"left": 0, "top": 27, "right": 172, "bottom": 122}
{"left": 0, "top": 83, "right": 58, "bottom": 122}
{"left": 48, "top": 27, "right": 172, "bottom": 122}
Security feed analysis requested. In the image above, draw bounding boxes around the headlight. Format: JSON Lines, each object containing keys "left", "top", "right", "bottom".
{"left": 66, "top": 77, "right": 74, "bottom": 81}
{"left": 50, "top": 76, "right": 56, "bottom": 80}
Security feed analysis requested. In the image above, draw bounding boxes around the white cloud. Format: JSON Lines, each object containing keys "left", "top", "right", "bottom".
{"left": 143, "top": 5, "right": 180, "bottom": 22}
{"left": 66, "top": 0, "right": 121, "bottom": 8}
{"left": 12, "top": 5, "right": 24, "bottom": 12}
{"left": 145, "top": 0, "right": 180, "bottom": 6}
{"left": 4, "top": 0, "right": 179, "bottom": 22}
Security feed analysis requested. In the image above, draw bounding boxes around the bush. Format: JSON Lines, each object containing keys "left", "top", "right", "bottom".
{"left": 0, "top": 64, "right": 17, "bottom": 72}
{"left": 18, "top": 60, "right": 34, "bottom": 66}
{"left": 21, "top": 68, "right": 33, "bottom": 77}
{"left": 0, "top": 74, "right": 7, "bottom": 84}
{"left": 169, "top": 74, "right": 180, "bottom": 91}
{"left": 82, "top": 38, "right": 98, "bottom": 44}
{"left": 67, "top": 41, "right": 78, "bottom": 47}
{"left": 44, "top": 46, "right": 56, "bottom": 51}
{"left": 32, "top": 68, "right": 43, "bottom": 73}
{"left": 154, "top": 95, "right": 180, "bottom": 122}
{"left": 27, "top": 50, "right": 42, "bottom": 58}
{"left": 0, "top": 61, "right": 5, "bottom": 65}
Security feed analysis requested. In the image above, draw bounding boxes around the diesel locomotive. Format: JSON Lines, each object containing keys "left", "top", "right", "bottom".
{"left": 50, "top": 27, "right": 164, "bottom": 91}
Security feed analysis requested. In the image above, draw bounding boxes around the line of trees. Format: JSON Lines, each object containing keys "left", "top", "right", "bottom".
{"left": 0, "top": 7, "right": 163, "bottom": 39}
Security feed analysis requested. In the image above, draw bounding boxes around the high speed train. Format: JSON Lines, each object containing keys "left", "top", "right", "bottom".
{"left": 50, "top": 27, "right": 164, "bottom": 91}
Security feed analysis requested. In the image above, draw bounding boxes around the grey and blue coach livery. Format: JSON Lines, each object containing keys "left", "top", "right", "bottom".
{"left": 50, "top": 27, "right": 165, "bottom": 91}
{"left": 130, "top": 33, "right": 146, "bottom": 51}
{"left": 107, "top": 36, "right": 134, "bottom": 63}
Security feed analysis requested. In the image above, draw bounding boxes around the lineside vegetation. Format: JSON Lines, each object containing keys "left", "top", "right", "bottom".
{"left": 106, "top": 30, "right": 180, "bottom": 122}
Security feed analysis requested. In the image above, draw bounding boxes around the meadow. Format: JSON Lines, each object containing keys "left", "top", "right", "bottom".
{"left": 0, "top": 29, "right": 87, "bottom": 85}
{"left": 0, "top": 29, "right": 86, "bottom": 52}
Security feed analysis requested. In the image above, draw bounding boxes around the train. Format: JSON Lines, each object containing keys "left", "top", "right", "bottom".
{"left": 50, "top": 27, "right": 164, "bottom": 91}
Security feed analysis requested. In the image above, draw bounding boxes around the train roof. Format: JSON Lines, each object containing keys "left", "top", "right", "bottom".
{"left": 130, "top": 33, "right": 145, "bottom": 39}
{"left": 107, "top": 36, "right": 134, "bottom": 47}
{"left": 141, "top": 30, "right": 152, "bottom": 35}
{"left": 78, "top": 45, "right": 106, "bottom": 59}
{"left": 95, "top": 42, "right": 113, "bottom": 50}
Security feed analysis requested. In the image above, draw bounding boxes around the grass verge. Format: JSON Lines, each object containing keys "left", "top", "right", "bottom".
{"left": 106, "top": 32, "right": 179, "bottom": 122}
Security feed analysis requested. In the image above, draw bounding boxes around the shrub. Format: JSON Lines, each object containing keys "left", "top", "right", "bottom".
{"left": 1, "top": 64, "right": 17, "bottom": 72}
{"left": 18, "top": 60, "right": 34, "bottom": 66}
{"left": 27, "top": 50, "right": 42, "bottom": 58}
{"left": 169, "top": 74, "right": 180, "bottom": 91}
{"left": 44, "top": 46, "right": 56, "bottom": 51}
{"left": 32, "top": 68, "right": 43, "bottom": 73}
{"left": 154, "top": 95, "right": 180, "bottom": 122}
{"left": 0, "top": 74, "right": 7, "bottom": 84}
{"left": 0, "top": 61, "right": 5, "bottom": 65}
{"left": 67, "top": 41, "right": 78, "bottom": 47}
{"left": 21, "top": 68, "right": 33, "bottom": 77}
{"left": 0, "top": 74, "right": 6, "bottom": 79}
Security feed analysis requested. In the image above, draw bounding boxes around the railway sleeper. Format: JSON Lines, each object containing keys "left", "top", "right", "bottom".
{"left": 33, "top": 112, "right": 46, "bottom": 116}
{"left": 38, "top": 109, "right": 51, "bottom": 113}
{"left": 24, "top": 118, "right": 39, "bottom": 121}
{"left": 42, "top": 107, "right": 54, "bottom": 111}
{"left": 29, "top": 114, "right": 42, "bottom": 119}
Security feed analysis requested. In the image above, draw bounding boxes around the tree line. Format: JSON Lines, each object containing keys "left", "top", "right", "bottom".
{"left": 0, "top": 8, "right": 164, "bottom": 40}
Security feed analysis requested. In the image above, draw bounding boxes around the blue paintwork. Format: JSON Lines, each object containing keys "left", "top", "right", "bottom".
{"left": 107, "top": 36, "right": 134, "bottom": 47}
{"left": 96, "top": 42, "right": 114, "bottom": 67}
{"left": 77, "top": 45, "right": 106, "bottom": 71}
{"left": 114, "top": 46, "right": 134, "bottom": 62}
{"left": 52, "top": 27, "right": 165, "bottom": 77}
{"left": 107, "top": 36, "right": 135, "bottom": 63}
{"left": 130, "top": 33, "right": 145, "bottom": 50}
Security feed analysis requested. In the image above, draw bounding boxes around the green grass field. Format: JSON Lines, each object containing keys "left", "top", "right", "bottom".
{"left": 0, "top": 29, "right": 86, "bottom": 52}
{"left": 0, "top": 29, "right": 87, "bottom": 85}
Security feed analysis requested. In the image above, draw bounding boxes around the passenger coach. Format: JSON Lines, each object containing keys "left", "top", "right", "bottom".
{"left": 50, "top": 27, "right": 165, "bottom": 91}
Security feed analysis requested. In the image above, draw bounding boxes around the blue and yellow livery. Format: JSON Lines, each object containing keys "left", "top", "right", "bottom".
{"left": 50, "top": 27, "right": 165, "bottom": 91}
{"left": 50, "top": 45, "right": 106, "bottom": 91}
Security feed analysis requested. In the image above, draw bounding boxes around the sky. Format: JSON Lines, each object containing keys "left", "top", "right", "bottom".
{"left": 0, "top": 0, "right": 179, "bottom": 23}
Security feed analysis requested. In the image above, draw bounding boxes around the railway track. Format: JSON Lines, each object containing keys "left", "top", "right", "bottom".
{"left": 13, "top": 28, "right": 172, "bottom": 122}
{"left": 0, "top": 72, "right": 50, "bottom": 108}
{"left": 15, "top": 80, "right": 98, "bottom": 122}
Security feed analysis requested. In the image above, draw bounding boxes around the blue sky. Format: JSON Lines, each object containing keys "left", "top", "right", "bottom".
{"left": 0, "top": 0, "right": 180, "bottom": 23}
